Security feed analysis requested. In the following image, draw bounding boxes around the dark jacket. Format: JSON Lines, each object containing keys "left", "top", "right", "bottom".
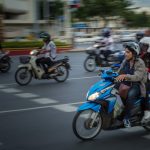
{"left": 118, "top": 58, "right": 147, "bottom": 97}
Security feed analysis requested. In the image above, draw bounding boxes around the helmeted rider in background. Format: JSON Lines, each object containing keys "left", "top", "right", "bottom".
{"left": 100, "top": 28, "right": 114, "bottom": 61}
{"left": 139, "top": 35, "right": 150, "bottom": 123}
{"left": 36, "top": 33, "right": 57, "bottom": 73}
{"left": 136, "top": 31, "right": 144, "bottom": 43}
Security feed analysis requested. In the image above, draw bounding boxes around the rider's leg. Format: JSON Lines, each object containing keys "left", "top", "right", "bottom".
{"left": 142, "top": 82, "right": 150, "bottom": 123}
{"left": 123, "top": 84, "right": 141, "bottom": 127}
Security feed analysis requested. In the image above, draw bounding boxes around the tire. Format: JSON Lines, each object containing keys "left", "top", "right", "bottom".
{"left": 84, "top": 57, "right": 96, "bottom": 72}
{"left": 15, "top": 67, "right": 32, "bottom": 86}
{"left": 0, "top": 60, "right": 11, "bottom": 73}
{"left": 72, "top": 109, "right": 102, "bottom": 141}
{"left": 54, "top": 65, "right": 69, "bottom": 82}
{"left": 143, "top": 122, "right": 150, "bottom": 132}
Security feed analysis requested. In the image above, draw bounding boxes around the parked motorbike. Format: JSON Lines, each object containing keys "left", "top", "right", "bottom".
{"left": 15, "top": 49, "right": 71, "bottom": 86}
{"left": 72, "top": 69, "right": 150, "bottom": 140}
{"left": 0, "top": 51, "right": 11, "bottom": 73}
{"left": 84, "top": 43, "right": 125, "bottom": 72}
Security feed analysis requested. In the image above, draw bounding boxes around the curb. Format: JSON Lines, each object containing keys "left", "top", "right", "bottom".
{"left": 5, "top": 47, "right": 85, "bottom": 56}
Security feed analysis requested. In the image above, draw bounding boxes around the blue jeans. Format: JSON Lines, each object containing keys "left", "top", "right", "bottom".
{"left": 124, "top": 84, "right": 141, "bottom": 119}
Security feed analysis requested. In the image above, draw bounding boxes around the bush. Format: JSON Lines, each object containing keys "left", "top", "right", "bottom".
{"left": 2, "top": 40, "right": 69, "bottom": 48}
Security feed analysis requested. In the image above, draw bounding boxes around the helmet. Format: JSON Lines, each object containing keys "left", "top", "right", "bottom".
{"left": 101, "top": 28, "right": 111, "bottom": 37}
{"left": 124, "top": 42, "right": 140, "bottom": 55}
{"left": 139, "top": 37, "right": 150, "bottom": 53}
{"left": 136, "top": 31, "right": 144, "bottom": 42}
{"left": 40, "top": 32, "right": 51, "bottom": 42}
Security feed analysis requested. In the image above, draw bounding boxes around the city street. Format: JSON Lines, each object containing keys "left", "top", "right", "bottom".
{"left": 0, "top": 52, "right": 149, "bottom": 150}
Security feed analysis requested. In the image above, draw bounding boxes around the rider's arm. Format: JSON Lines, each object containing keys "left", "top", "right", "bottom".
{"left": 125, "top": 59, "right": 147, "bottom": 82}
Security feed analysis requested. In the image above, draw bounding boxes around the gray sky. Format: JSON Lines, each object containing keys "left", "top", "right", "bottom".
{"left": 132, "top": 0, "right": 150, "bottom": 7}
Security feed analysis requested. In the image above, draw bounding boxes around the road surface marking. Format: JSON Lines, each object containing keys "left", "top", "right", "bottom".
{"left": 0, "top": 85, "right": 6, "bottom": 89}
{"left": 15, "top": 93, "right": 39, "bottom": 98}
{"left": 68, "top": 76, "right": 99, "bottom": 81}
{"left": 32, "top": 98, "right": 58, "bottom": 104}
{"left": 0, "top": 75, "right": 99, "bottom": 86}
{"left": 0, "top": 101, "right": 83, "bottom": 114}
{"left": 120, "top": 127, "right": 143, "bottom": 132}
{"left": 52, "top": 104, "right": 78, "bottom": 112}
{"left": 0, "top": 88, "right": 22, "bottom": 93}
{"left": 0, "top": 83, "right": 16, "bottom": 86}
{"left": 143, "top": 135, "right": 150, "bottom": 139}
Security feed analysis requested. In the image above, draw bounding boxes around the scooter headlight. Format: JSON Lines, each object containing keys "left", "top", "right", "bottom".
{"left": 88, "top": 92, "right": 99, "bottom": 101}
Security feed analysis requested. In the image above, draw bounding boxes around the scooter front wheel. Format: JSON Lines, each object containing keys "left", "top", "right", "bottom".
{"left": 15, "top": 67, "right": 32, "bottom": 86}
{"left": 72, "top": 109, "right": 102, "bottom": 140}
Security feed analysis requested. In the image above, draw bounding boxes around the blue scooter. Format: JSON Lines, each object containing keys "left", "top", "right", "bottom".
{"left": 72, "top": 69, "right": 150, "bottom": 140}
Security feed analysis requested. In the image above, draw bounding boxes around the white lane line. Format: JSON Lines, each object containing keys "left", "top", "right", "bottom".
{"left": 0, "top": 76, "right": 99, "bottom": 86}
{"left": 0, "top": 101, "right": 83, "bottom": 114}
{"left": 52, "top": 104, "right": 78, "bottom": 112}
{"left": 0, "top": 85, "right": 6, "bottom": 89}
{"left": 143, "top": 135, "right": 150, "bottom": 139}
{"left": 32, "top": 98, "right": 58, "bottom": 104}
{"left": 15, "top": 93, "right": 39, "bottom": 98}
{"left": 120, "top": 127, "right": 143, "bottom": 132}
{"left": 0, "top": 88, "right": 22, "bottom": 93}
{"left": 0, "top": 83, "right": 16, "bottom": 86}
{"left": 68, "top": 76, "right": 99, "bottom": 81}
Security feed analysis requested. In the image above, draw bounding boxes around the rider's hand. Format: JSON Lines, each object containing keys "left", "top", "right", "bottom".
{"left": 116, "top": 74, "right": 126, "bottom": 82}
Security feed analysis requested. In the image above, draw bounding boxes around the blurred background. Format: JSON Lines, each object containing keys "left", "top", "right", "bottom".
{"left": 0, "top": 0, "right": 150, "bottom": 45}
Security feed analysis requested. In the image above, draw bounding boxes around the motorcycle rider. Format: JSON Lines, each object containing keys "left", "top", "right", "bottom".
{"left": 136, "top": 31, "right": 144, "bottom": 43}
{"left": 139, "top": 36, "right": 150, "bottom": 123}
{"left": 36, "top": 33, "right": 57, "bottom": 73}
{"left": 116, "top": 42, "right": 147, "bottom": 127}
{"left": 100, "top": 28, "right": 114, "bottom": 61}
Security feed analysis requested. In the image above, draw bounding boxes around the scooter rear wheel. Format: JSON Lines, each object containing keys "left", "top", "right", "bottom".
{"left": 72, "top": 109, "right": 102, "bottom": 140}
{"left": 54, "top": 65, "right": 69, "bottom": 82}
{"left": 0, "top": 60, "right": 11, "bottom": 73}
{"left": 84, "top": 57, "right": 96, "bottom": 72}
{"left": 143, "top": 123, "right": 150, "bottom": 131}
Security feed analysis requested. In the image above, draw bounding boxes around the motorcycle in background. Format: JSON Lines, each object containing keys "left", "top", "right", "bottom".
{"left": 0, "top": 51, "right": 11, "bottom": 73}
{"left": 84, "top": 42, "right": 125, "bottom": 72}
{"left": 15, "top": 49, "right": 71, "bottom": 86}
{"left": 72, "top": 69, "right": 150, "bottom": 140}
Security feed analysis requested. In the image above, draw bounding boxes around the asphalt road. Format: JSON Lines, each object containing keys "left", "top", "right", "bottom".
{"left": 0, "top": 52, "right": 149, "bottom": 150}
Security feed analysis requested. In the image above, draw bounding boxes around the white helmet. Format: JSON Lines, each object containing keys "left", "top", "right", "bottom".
{"left": 139, "top": 37, "right": 150, "bottom": 52}
{"left": 124, "top": 42, "right": 140, "bottom": 55}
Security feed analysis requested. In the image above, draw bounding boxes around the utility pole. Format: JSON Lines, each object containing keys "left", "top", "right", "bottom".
{"left": 33, "top": 0, "right": 40, "bottom": 38}
{"left": 43, "top": 0, "right": 50, "bottom": 31}
{"left": 0, "top": 1, "right": 4, "bottom": 51}
{"left": 64, "top": 0, "right": 72, "bottom": 44}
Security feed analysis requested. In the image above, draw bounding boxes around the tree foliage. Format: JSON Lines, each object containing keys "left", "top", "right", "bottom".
{"left": 73, "top": 0, "right": 132, "bottom": 21}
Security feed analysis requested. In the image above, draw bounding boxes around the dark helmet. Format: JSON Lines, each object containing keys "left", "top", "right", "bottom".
{"left": 101, "top": 28, "right": 111, "bottom": 37}
{"left": 136, "top": 31, "right": 144, "bottom": 42}
{"left": 124, "top": 42, "right": 140, "bottom": 56}
{"left": 40, "top": 32, "right": 51, "bottom": 42}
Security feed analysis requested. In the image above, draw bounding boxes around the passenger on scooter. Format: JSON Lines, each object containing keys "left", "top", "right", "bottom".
{"left": 116, "top": 42, "right": 147, "bottom": 127}
{"left": 36, "top": 33, "right": 57, "bottom": 73}
{"left": 100, "top": 28, "right": 114, "bottom": 61}
{"left": 139, "top": 36, "right": 150, "bottom": 123}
